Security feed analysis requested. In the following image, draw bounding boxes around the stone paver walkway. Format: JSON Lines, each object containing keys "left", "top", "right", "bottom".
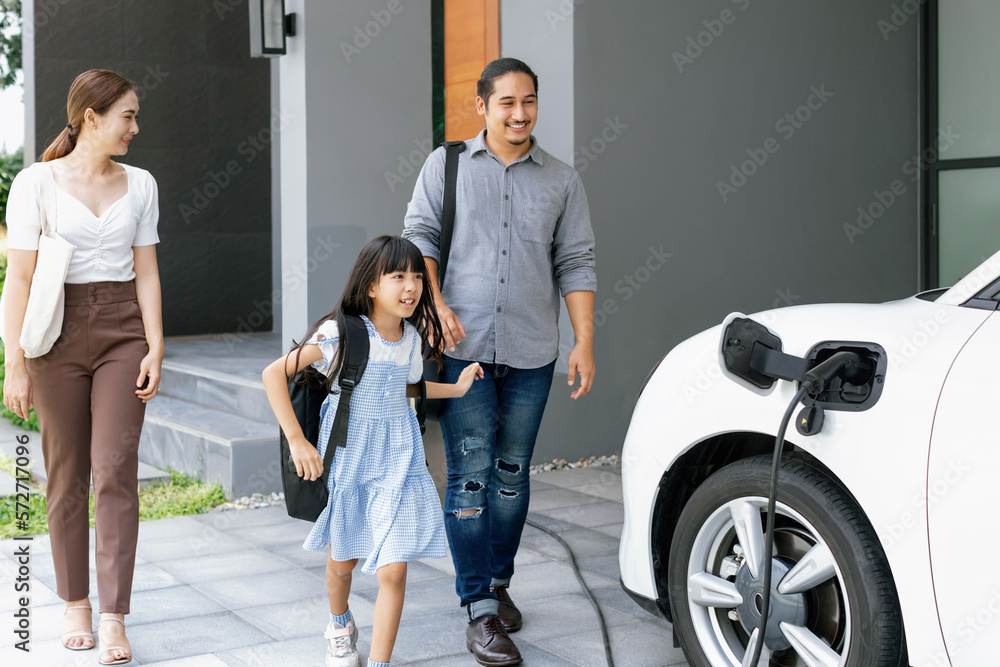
{"left": 1, "top": 465, "right": 689, "bottom": 666}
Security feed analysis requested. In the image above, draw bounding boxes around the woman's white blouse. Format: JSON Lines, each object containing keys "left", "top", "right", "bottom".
{"left": 5, "top": 161, "right": 160, "bottom": 283}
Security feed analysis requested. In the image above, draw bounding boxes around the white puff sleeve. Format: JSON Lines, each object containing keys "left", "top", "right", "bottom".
{"left": 305, "top": 319, "right": 341, "bottom": 376}
{"left": 4, "top": 164, "right": 43, "bottom": 250}
{"left": 133, "top": 168, "right": 160, "bottom": 246}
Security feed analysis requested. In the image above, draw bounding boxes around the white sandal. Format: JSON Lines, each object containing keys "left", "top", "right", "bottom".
{"left": 61, "top": 603, "right": 94, "bottom": 650}
{"left": 98, "top": 617, "right": 132, "bottom": 666}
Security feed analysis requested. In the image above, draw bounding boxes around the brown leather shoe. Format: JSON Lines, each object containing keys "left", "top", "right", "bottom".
{"left": 466, "top": 615, "right": 522, "bottom": 666}
{"left": 490, "top": 585, "right": 523, "bottom": 632}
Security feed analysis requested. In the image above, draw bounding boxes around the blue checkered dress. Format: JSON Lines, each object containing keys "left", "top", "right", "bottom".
{"left": 301, "top": 316, "right": 446, "bottom": 573}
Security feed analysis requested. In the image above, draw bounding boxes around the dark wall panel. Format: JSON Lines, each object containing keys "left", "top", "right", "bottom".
{"left": 534, "top": 0, "right": 920, "bottom": 462}
{"left": 34, "top": 0, "right": 272, "bottom": 335}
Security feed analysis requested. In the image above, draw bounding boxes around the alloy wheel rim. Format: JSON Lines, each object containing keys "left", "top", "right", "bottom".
{"left": 684, "top": 496, "right": 850, "bottom": 666}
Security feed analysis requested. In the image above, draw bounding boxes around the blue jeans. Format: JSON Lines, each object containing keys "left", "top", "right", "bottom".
{"left": 439, "top": 357, "right": 555, "bottom": 617}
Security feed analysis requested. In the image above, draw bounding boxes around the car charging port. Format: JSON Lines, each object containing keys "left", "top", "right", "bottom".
{"left": 802, "top": 342, "right": 886, "bottom": 412}
{"left": 721, "top": 318, "right": 886, "bottom": 412}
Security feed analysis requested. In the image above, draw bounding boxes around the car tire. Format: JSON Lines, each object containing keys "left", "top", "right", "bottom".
{"left": 667, "top": 455, "right": 904, "bottom": 667}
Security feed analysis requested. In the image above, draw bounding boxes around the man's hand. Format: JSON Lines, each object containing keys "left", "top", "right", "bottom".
{"left": 434, "top": 300, "right": 467, "bottom": 352}
{"left": 423, "top": 256, "right": 467, "bottom": 352}
{"left": 567, "top": 343, "right": 595, "bottom": 400}
{"left": 564, "top": 291, "right": 595, "bottom": 400}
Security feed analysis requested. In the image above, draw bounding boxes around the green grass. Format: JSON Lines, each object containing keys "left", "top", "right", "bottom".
{"left": 0, "top": 454, "right": 227, "bottom": 539}
{"left": 138, "top": 469, "right": 227, "bottom": 521}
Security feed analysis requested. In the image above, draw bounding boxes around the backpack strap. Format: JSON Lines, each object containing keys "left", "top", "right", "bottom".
{"left": 406, "top": 326, "right": 428, "bottom": 434}
{"left": 437, "top": 140, "right": 466, "bottom": 286}
{"left": 319, "top": 316, "right": 370, "bottom": 482}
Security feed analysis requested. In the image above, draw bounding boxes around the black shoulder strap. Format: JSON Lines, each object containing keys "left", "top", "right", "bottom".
{"left": 437, "top": 140, "right": 466, "bottom": 286}
{"left": 415, "top": 377, "right": 428, "bottom": 435}
{"left": 320, "top": 316, "right": 370, "bottom": 480}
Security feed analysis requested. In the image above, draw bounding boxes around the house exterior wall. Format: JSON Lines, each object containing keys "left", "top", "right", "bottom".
{"left": 27, "top": 0, "right": 922, "bottom": 465}
{"left": 27, "top": 0, "right": 273, "bottom": 336}
{"left": 530, "top": 0, "right": 921, "bottom": 462}
{"left": 278, "top": 0, "right": 433, "bottom": 345}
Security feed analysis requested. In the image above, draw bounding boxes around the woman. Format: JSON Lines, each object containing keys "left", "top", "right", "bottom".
{"left": 3, "top": 69, "right": 163, "bottom": 666}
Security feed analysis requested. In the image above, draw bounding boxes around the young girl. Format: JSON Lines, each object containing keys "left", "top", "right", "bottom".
{"left": 263, "top": 236, "right": 482, "bottom": 667}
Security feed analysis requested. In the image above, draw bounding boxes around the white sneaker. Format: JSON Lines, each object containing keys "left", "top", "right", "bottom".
{"left": 324, "top": 619, "right": 360, "bottom": 667}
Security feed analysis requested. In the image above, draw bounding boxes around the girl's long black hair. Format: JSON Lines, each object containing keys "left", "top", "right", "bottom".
{"left": 288, "top": 236, "right": 445, "bottom": 391}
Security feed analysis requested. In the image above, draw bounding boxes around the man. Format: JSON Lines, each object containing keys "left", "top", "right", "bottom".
{"left": 403, "top": 58, "right": 596, "bottom": 666}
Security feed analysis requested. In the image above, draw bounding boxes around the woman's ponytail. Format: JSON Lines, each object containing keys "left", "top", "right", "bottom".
{"left": 41, "top": 125, "right": 78, "bottom": 162}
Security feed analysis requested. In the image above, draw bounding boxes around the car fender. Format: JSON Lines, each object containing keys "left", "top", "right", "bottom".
{"left": 620, "top": 295, "right": 992, "bottom": 662}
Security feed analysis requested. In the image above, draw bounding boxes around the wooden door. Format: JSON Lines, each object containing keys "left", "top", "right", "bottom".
{"left": 444, "top": 0, "right": 500, "bottom": 141}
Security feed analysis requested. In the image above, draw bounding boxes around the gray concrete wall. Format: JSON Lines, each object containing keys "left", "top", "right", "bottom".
{"left": 530, "top": 0, "right": 920, "bottom": 462}
{"left": 278, "top": 0, "right": 432, "bottom": 344}
{"left": 500, "top": 0, "right": 575, "bottom": 166}
{"left": 29, "top": 0, "right": 273, "bottom": 336}
{"left": 304, "top": 0, "right": 432, "bottom": 324}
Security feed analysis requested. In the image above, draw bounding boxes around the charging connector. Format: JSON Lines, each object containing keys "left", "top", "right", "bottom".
{"left": 747, "top": 349, "right": 872, "bottom": 666}
{"left": 800, "top": 350, "right": 873, "bottom": 397}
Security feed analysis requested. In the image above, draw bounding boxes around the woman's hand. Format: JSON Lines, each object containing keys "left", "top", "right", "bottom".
{"left": 288, "top": 436, "right": 324, "bottom": 481}
{"left": 135, "top": 351, "right": 163, "bottom": 403}
{"left": 2, "top": 362, "right": 33, "bottom": 420}
{"left": 452, "top": 362, "right": 484, "bottom": 397}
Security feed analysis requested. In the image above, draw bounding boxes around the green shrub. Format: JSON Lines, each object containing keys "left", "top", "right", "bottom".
{"left": 0, "top": 146, "right": 23, "bottom": 229}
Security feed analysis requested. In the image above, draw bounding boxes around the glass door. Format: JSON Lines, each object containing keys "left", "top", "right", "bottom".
{"left": 925, "top": 0, "right": 1000, "bottom": 288}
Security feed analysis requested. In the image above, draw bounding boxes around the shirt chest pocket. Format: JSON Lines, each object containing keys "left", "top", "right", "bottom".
{"left": 512, "top": 194, "right": 561, "bottom": 246}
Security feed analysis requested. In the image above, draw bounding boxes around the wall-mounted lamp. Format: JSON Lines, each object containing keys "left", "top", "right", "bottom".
{"left": 249, "top": 0, "right": 297, "bottom": 58}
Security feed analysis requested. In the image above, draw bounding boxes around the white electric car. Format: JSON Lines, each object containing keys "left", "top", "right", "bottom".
{"left": 620, "top": 251, "right": 1000, "bottom": 667}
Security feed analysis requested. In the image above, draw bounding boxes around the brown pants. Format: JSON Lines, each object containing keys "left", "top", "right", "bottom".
{"left": 27, "top": 281, "right": 149, "bottom": 614}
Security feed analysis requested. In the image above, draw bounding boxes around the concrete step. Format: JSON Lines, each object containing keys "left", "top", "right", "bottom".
{"left": 139, "top": 394, "right": 281, "bottom": 499}
{"left": 158, "top": 359, "right": 274, "bottom": 423}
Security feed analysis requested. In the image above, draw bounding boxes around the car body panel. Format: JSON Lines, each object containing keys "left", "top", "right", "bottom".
{"left": 927, "top": 313, "right": 1000, "bottom": 666}
{"left": 619, "top": 425, "right": 669, "bottom": 603}
{"left": 620, "top": 294, "right": 993, "bottom": 665}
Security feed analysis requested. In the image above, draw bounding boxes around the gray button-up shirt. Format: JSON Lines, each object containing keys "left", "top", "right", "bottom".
{"left": 403, "top": 131, "right": 596, "bottom": 369}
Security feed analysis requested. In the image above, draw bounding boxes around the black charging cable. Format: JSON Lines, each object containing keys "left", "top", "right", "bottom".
{"left": 746, "top": 351, "right": 869, "bottom": 665}
{"left": 524, "top": 517, "right": 615, "bottom": 667}
{"left": 747, "top": 384, "right": 808, "bottom": 664}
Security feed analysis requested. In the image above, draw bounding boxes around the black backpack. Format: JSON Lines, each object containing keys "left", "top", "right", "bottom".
{"left": 279, "top": 315, "right": 369, "bottom": 522}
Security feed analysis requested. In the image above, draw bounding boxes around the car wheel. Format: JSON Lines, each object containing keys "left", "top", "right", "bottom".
{"left": 667, "top": 455, "right": 904, "bottom": 666}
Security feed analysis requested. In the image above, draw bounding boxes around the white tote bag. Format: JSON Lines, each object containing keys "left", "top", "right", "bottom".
{"left": 0, "top": 162, "right": 77, "bottom": 358}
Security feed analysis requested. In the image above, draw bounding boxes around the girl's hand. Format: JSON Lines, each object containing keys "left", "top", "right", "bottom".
{"left": 135, "top": 351, "right": 163, "bottom": 403}
{"left": 453, "top": 362, "right": 484, "bottom": 397}
{"left": 2, "top": 362, "right": 33, "bottom": 420}
{"left": 288, "top": 436, "right": 324, "bottom": 481}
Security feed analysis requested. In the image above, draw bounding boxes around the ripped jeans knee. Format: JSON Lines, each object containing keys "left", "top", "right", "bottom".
{"left": 447, "top": 474, "right": 488, "bottom": 519}
{"left": 496, "top": 459, "right": 521, "bottom": 475}
{"left": 493, "top": 457, "right": 528, "bottom": 500}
